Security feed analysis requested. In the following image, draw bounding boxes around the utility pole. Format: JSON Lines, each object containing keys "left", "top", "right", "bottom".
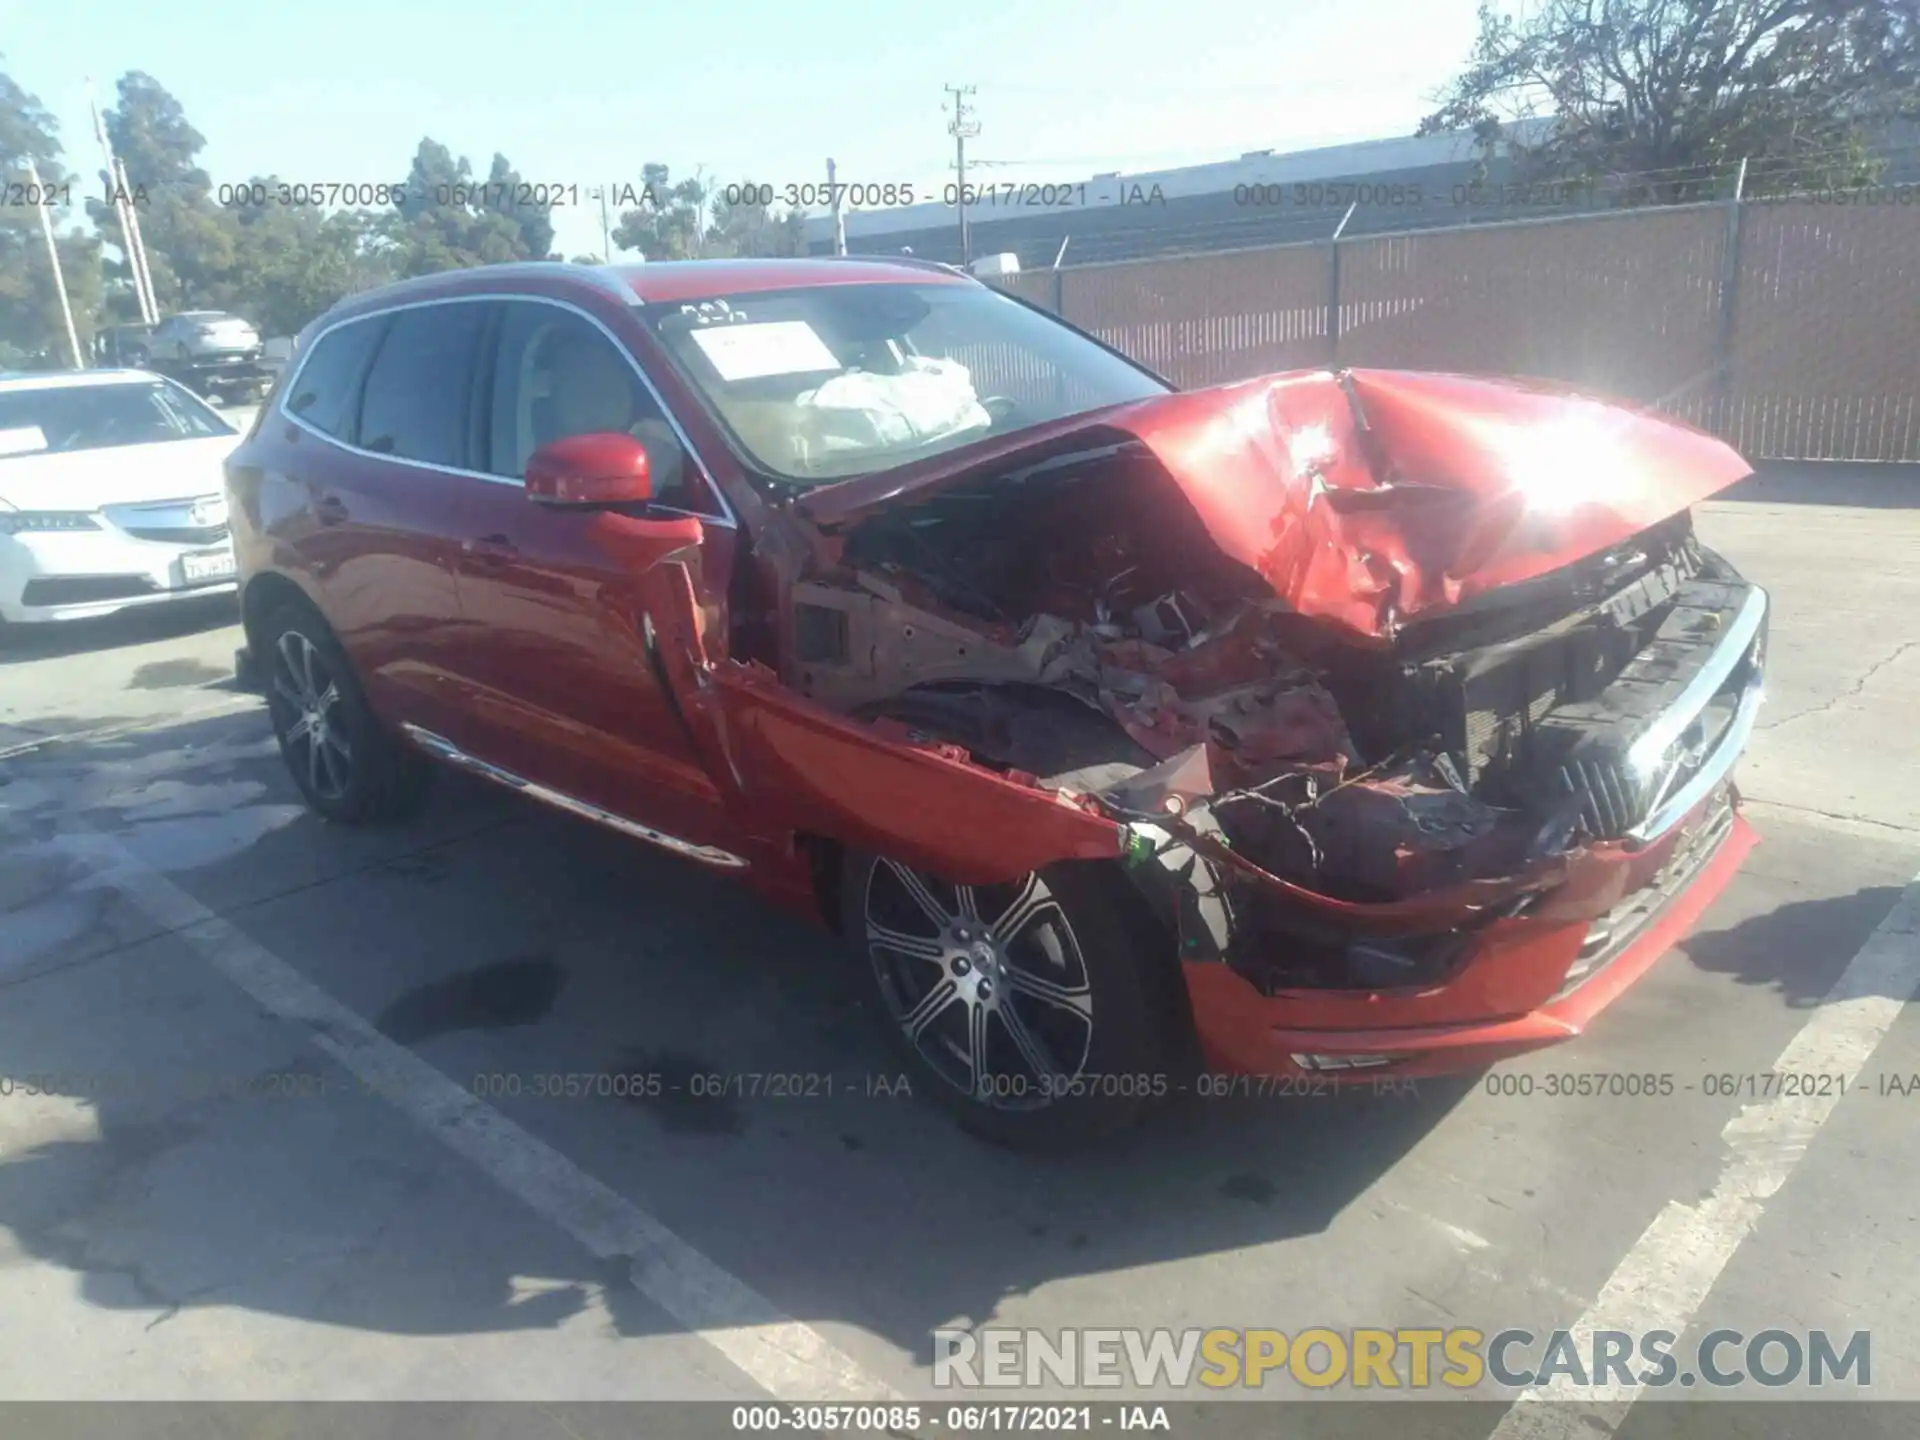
{"left": 827, "top": 157, "right": 847, "bottom": 255}
{"left": 115, "top": 156, "right": 160, "bottom": 322}
{"left": 599, "top": 185, "right": 613, "bottom": 262}
{"left": 24, "top": 158, "right": 84, "bottom": 369}
{"left": 944, "top": 84, "right": 979, "bottom": 267}
{"left": 89, "top": 79, "right": 158, "bottom": 325}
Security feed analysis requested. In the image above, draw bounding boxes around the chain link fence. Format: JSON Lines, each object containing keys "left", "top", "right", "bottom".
{"left": 992, "top": 199, "right": 1919, "bottom": 462}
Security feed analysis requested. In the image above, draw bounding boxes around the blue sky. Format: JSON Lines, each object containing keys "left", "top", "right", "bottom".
{"left": 4, "top": 0, "right": 1483, "bottom": 259}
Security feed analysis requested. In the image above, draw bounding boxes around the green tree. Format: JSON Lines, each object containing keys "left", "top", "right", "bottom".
{"left": 481, "top": 152, "right": 556, "bottom": 261}
{"left": 709, "top": 188, "right": 807, "bottom": 257}
{"left": 384, "top": 137, "right": 552, "bottom": 276}
{"left": 612, "top": 163, "right": 807, "bottom": 259}
{"left": 611, "top": 163, "right": 711, "bottom": 259}
{"left": 225, "top": 178, "right": 397, "bottom": 336}
{"left": 0, "top": 62, "right": 102, "bottom": 366}
{"left": 104, "top": 70, "right": 210, "bottom": 194}
{"left": 84, "top": 70, "right": 234, "bottom": 314}
{"left": 80, "top": 71, "right": 407, "bottom": 337}
{"left": 1422, "top": 0, "right": 1920, "bottom": 202}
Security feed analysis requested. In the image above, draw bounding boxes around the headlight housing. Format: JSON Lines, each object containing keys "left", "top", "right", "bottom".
{"left": 0, "top": 511, "right": 102, "bottom": 534}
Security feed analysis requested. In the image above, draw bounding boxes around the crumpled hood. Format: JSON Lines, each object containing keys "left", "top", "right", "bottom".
{"left": 801, "top": 368, "right": 1755, "bottom": 640}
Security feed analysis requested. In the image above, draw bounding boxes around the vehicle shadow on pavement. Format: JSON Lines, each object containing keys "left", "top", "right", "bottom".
{"left": 0, "top": 594, "right": 239, "bottom": 666}
{"left": 0, "top": 704, "right": 1885, "bottom": 1374}
{"left": 1681, "top": 881, "right": 1913, "bottom": 1005}
{"left": 1722, "top": 461, "right": 1920, "bottom": 510}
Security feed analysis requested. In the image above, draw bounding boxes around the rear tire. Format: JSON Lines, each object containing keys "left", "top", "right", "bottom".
{"left": 842, "top": 853, "right": 1170, "bottom": 1151}
{"left": 258, "top": 598, "right": 430, "bottom": 825}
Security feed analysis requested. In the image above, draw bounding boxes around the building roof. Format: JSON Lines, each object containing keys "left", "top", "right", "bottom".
{"left": 803, "top": 121, "right": 1556, "bottom": 248}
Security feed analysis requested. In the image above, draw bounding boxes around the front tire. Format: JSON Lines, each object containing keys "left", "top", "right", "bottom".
{"left": 259, "top": 600, "right": 430, "bottom": 825}
{"left": 843, "top": 854, "right": 1170, "bottom": 1150}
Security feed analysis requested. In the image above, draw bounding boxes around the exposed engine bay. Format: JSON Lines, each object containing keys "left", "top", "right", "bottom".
{"left": 773, "top": 432, "right": 1764, "bottom": 995}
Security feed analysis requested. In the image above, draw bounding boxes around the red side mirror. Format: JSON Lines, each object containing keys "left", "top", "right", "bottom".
{"left": 525, "top": 432, "right": 653, "bottom": 507}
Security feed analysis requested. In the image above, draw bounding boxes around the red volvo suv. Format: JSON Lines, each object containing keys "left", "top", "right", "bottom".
{"left": 227, "top": 257, "right": 1764, "bottom": 1147}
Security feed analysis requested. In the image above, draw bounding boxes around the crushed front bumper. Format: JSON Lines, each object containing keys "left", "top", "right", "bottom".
{"left": 1181, "top": 581, "right": 1768, "bottom": 1080}
{"left": 1184, "top": 783, "right": 1755, "bottom": 1078}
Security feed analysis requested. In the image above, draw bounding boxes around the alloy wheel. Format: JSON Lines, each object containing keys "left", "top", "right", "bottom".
{"left": 862, "top": 860, "right": 1095, "bottom": 1109}
{"left": 270, "top": 630, "right": 353, "bottom": 802}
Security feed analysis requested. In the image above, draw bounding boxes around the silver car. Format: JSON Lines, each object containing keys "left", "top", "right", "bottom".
{"left": 150, "top": 311, "right": 263, "bottom": 363}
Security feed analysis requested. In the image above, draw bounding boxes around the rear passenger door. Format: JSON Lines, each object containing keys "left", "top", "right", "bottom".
{"left": 280, "top": 300, "right": 491, "bottom": 740}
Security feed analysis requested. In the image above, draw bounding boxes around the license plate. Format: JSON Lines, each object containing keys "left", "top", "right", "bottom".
{"left": 180, "top": 549, "right": 236, "bottom": 584}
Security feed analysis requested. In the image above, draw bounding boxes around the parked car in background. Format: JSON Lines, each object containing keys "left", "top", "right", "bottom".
{"left": 226, "top": 258, "right": 1764, "bottom": 1149}
{"left": 0, "top": 369, "right": 240, "bottom": 626}
{"left": 151, "top": 311, "right": 263, "bottom": 363}
{"left": 143, "top": 313, "right": 273, "bottom": 408}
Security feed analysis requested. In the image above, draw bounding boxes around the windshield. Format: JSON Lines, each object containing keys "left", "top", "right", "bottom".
{"left": 638, "top": 282, "right": 1168, "bottom": 486}
{"left": 0, "top": 379, "right": 234, "bottom": 459}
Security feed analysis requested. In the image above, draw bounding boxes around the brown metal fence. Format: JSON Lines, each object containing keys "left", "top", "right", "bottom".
{"left": 991, "top": 200, "right": 1920, "bottom": 462}
{"left": 1059, "top": 246, "right": 1331, "bottom": 388}
{"left": 1725, "top": 204, "right": 1920, "bottom": 461}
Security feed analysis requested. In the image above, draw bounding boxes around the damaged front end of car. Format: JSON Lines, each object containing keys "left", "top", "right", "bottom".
{"left": 712, "top": 367, "right": 1765, "bottom": 1074}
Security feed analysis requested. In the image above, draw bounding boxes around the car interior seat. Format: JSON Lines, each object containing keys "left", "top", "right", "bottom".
{"left": 529, "top": 329, "right": 687, "bottom": 504}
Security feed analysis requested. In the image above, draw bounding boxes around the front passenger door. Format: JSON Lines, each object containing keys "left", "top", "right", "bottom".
{"left": 449, "top": 298, "right": 747, "bottom": 861}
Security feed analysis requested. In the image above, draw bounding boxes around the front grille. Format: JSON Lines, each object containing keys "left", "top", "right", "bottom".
{"left": 1557, "top": 755, "right": 1649, "bottom": 839}
{"left": 104, "top": 496, "right": 228, "bottom": 547}
{"left": 122, "top": 522, "right": 229, "bottom": 545}
{"left": 1428, "top": 541, "right": 1701, "bottom": 788}
{"left": 1539, "top": 581, "right": 1763, "bottom": 840}
{"left": 1553, "top": 786, "right": 1737, "bottom": 999}
{"left": 21, "top": 575, "right": 158, "bottom": 606}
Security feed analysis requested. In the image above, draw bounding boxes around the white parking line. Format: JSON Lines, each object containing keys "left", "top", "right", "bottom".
{"left": 49, "top": 826, "right": 902, "bottom": 1404}
{"left": 1489, "top": 871, "right": 1920, "bottom": 1438}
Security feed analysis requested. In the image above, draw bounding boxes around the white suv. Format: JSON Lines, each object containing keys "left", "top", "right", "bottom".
{"left": 0, "top": 369, "right": 241, "bottom": 626}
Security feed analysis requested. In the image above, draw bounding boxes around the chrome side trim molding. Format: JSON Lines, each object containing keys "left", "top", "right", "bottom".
{"left": 398, "top": 722, "right": 750, "bottom": 870}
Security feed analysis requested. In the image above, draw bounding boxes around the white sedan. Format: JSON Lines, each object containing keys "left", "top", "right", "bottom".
{"left": 0, "top": 369, "right": 242, "bottom": 626}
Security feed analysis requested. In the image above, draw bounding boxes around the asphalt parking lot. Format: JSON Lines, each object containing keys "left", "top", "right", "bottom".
{"left": 1, "top": 462, "right": 1917, "bottom": 1435}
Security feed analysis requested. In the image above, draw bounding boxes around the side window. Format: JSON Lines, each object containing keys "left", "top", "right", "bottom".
{"left": 485, "top": 302, "right": 691, "bottom": 509}
{"left": 282, "top": 316, "right": 385, "bottom": 441}
{"left": 282, "top": 318, "right": 387, "bottom": 443}
{"left": 357, "top": 303, "right": 490, "bottom": 467}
